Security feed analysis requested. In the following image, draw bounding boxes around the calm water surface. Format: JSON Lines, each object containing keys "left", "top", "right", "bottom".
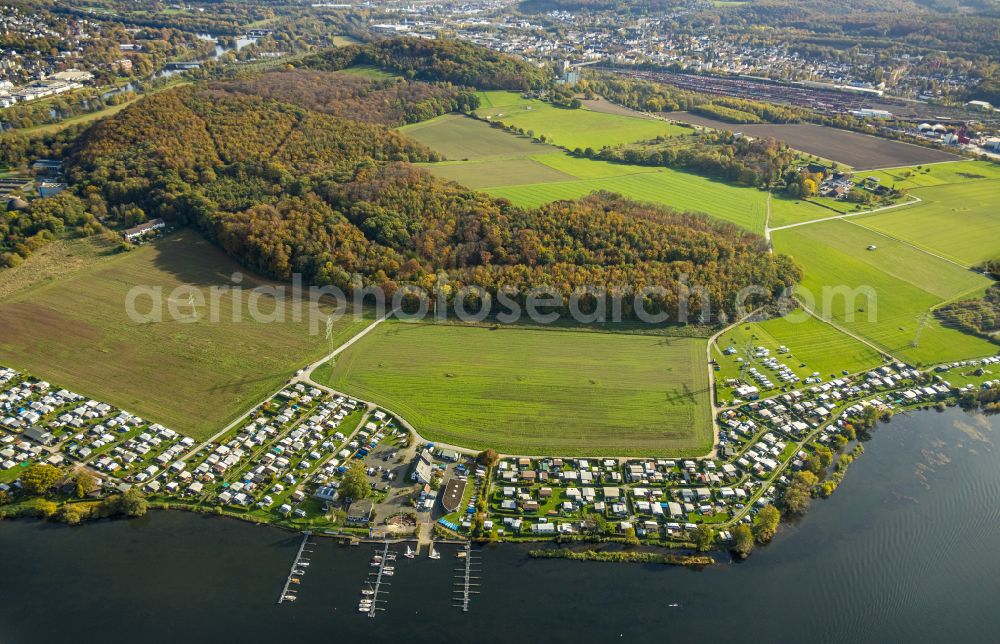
{"left": 1, "top": 408, "right": 996, "bottom": 643}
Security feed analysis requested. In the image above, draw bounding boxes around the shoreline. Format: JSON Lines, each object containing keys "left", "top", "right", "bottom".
{"left": 4, "top": 401, "right": 996, "bottom": 562}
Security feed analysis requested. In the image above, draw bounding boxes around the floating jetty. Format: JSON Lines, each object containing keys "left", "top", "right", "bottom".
{"left": 453, "top": 543, "right": 480, "bottom": 612}
{"left": 363, "top": 541, "right": 393, "bottom": 617}
{"left": 277, "top": 531, "right": 314, "bottom": 604}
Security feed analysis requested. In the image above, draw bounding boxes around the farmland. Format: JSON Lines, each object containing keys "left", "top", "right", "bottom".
{"left": 401, "top": 115, "right": 583, "bottom": 187}
{"left": 488, "top": 168, "right": 770, "bottom": 234}
{"left": 662, "top": 113, "right": 961, "bottom": 169}
{"left": 399, "top": 114, "right": 556, "bottom": 161}
{"left": 0, "top": 231, "right": 370, "bottom": 440}
{"left": 315, "top": 321, "right": 714, "bottom": 457}
{"left": 712, "top": 311, "right": 886, "bottom": 401}
{"left": 861, "top": 159, "right": 1000, "bottom": 189}
{"left": 418, "top": 158, "right": 577, "bottom": 189}
{"left": 855, "top": 179, "right": 1000, "bottom": 267}
{"left": 401, "top": 112, "right": 772, "bottom": 233}
{"left": 767, "top": 193, "right": 854, "bottom": 228}
{"left": 772, "top": 220, "right": 996, "bottom": 365}
{"left": 475, "top": 90, "right": 690, "bottom": 150}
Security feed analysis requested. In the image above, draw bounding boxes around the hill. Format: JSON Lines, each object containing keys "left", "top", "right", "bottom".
{"left": 65, "top": 80, "right": 800, "bottom": 323}
{"left": 211, "top": 69, "right": 479, "bottom": 126}
{"left": 298, "top": 36, "right": 550, "bottom": 90}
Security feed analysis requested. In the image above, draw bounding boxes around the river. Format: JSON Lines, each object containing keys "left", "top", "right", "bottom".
{"left": 0, "top": 407, "right": 996, "bottom": 643}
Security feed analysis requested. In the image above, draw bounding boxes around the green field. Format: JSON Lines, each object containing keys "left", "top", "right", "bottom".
{"left": 862, "top": 160, "right": 1000, "bottom": 190}
{"left": 712, "top": 311, "right": 886, "bottom": 400}
{"left": 475, "top": 90, "right": 690, "bottom": 150}
{"left": 767, "top": 194, "right": 843, "bottom": 228}
{"left": 0, "top": 231, "right": 369, "bottom": 439}
{"left": 531, "top": 152, "right": 661, "bottom": 179}
{"left": 488, "top": 168, "right": 769, "bottom": 233}
{"left": 400, "top": 114, "right": 556, "bottom": 161}
{"left": 401, "top": 113, "right": 771, "bottom": 232}
{"left": 315, "top": 321, "right": 713, "bottom": 456}
{"left": 772, "top": 220, "right": 996, "bottom": 365}
{"left": 418, "top": 158, "right": 577, "bottom": 188}
{"left": 768, "top": 191, "right": 890, "bottom": 229}
{"left": 336, "top": 64, "right": 399, "bottom": 80}
{"left": 400, "top": 107, "right": 880, "bottom": 235}
{"left": 854, "top": 179, "right": 1000, "bottom": 267}
{"left": 331, "top": 35, "right": 361, "bottom": 47}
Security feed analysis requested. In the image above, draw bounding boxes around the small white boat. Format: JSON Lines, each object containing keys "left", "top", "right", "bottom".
{"left": 358, "top": 605, "right": 371, "bottom": 612}
{"left": 361, "top": 590, "right": 374, "bottom": 596}
{"left": 457, "top": 551, "right": 467, "bottom": 559}
{"left": 669, "top": 603, "right": 679, "bottom": 607}
{"left": 283, "top": 595, "right": 297, "bottom": 602}
{"left": 383, "top": 570, "right": 394, "bottom": 576}
{"left": 429, "top": 546, "right": 440, "bottom": 560}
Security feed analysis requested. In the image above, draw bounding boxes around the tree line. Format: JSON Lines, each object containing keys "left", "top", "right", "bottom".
{"left": 570, "top": 130, "right": 798, "bottom": 188}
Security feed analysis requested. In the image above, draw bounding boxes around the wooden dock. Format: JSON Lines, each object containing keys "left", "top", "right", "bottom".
{"left": 453, "top": 543, "right": 480, "bottom": 612}
{"left": 277, "top": 531, "right": 314, "bottom": 604}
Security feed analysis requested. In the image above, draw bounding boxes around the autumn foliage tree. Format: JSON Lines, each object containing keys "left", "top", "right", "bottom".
{"left": 19, "top": 464, "right": 63, "bottom": 496}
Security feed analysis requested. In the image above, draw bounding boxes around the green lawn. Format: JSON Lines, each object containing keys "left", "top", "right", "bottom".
{"left": 772, "top": 220, "right": 996, "bottom": 365}
{"left": 712, "top": 311, "right": 885, "bottom": 400}
{"left": 475, "top": 90, "right": 689, "bottom": 150}
{"left": 853, "top": 179, "right": 1000, "bottom": 267}
{"left": 314, "top": 321, "right": 714, "bottom": 457}
{"left": 0, "top": 231, "right": 370, "bottom": 439}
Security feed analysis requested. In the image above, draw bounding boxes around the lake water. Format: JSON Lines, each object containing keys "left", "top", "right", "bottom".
{"left": 0, "top": 407, "right": 996, "bottom": 643}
